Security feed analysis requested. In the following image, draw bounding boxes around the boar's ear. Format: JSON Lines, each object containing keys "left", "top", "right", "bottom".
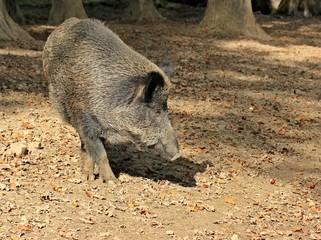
{"left": 144, "top": 72, "right": 164, "bottom": 103}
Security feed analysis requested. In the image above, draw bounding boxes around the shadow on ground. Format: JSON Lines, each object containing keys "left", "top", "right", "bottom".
{"left": 109, "top": 153, "right": 209, "bottom": 187}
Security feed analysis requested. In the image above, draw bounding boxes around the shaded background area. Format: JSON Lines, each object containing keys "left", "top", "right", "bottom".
{"left": 18, "top": 0, "right": 207, "bottom": 24}
{"left": 0, "top": 1, "right": 321, "bottom": 239}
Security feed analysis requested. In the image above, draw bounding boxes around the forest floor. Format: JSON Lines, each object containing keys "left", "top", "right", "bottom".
{"left": 0, "top": 12, "right": 321, "bottom": 240}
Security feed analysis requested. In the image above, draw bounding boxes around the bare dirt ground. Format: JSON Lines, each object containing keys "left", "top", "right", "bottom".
{"left": 0, "top": 14, "right": 321, "bottom": 240}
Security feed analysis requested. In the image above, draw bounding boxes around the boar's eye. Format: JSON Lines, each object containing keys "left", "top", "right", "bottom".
{"left": 144, "top": 72, "right": 164, "bottom": 103}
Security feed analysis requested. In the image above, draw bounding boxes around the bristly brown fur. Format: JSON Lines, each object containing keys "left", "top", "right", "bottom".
{"left": 42, "top": 18, "right": 180, "bottom": 181}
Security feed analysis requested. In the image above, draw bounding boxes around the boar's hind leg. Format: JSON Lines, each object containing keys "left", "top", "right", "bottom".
{"left": 80, "top": 135, "right": 116, "bottom": 182}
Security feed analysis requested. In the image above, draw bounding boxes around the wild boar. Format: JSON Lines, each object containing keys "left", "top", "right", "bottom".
{"left": 42, "top": 18, "right": 180, "bottom": 181}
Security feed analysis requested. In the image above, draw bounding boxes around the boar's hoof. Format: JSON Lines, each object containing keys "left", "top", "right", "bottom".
{"left": 98, "top": 165, "right": 116, "bottom": 182}
{"left": 98, "top": 156, "right": 116, "bottom": 182}
{"left": 82, "top": 172, "right": 95, "bottom": 181}
{"left": 82, "top": 152, "right": 95, "bottom": 181}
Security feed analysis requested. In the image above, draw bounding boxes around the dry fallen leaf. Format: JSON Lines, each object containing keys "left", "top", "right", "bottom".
{"left": 308, "top": 183, "right": 316, "bottom": 189}
{"left": 256, "top": 214, "right": 264, "bottom": 219}
{"left": 127, "top": 201, "right": 135, "bottom": 208}
{"left": 85, "top": 191, "right": 102, "bottom": 199}
{"left": 17, "top": 224, "right": 33, "bottom": 231}
{"left": 10, "top": 182, "right": 17, "bottom": 191}
{"left": 216, "top": 179, "right": 227, "bottom": 184}
{"left": 254, "top": 199, "right": 262, "bottom": 206}
{"left": 229, "top": 168, "right": 238, "bottom": 174}
{"left": 79, "top": 217, "right": 95, "bottom": 224}
{"left": 30, "top": 101, "right": 40, "bottom": 105}
{"left": 72, "top": 200, "right": 79, "bottom": 207}
{"left": 194, "top": 147, "right": 205, "bottom": 153}
{"left": 159, "top": 193, "right": 166, "bottom": 199}
{"left": 140, "top": 210, "right": 151, "bottom": 215}
{"left": 85, "top": 191, "right": 92, "bottom": 198}
{"left": 150, "top": 221, "right": 159, "bottom": 227}
{"left": 224, "top": 196, "right": 235, "bottom": 205}
{"left": 22, "top": 122, "right": 34, "bottom": 129}
{"left": 270, "top": 178, "right": 276, "bottom": 184}
{"left": 294, "top": 115, "right": 307, "bottom": 123}
{"left": 94, "top": 194, "right": 104, "bottom": 199}
{"left": 51, "top": 183, "right": 64, "bottom": 192}
{"left": 12, "top": 133, "right": 23, "bottom": 139}
{"left": 187, "top": 204, "right": 205, "bottom": 212}
{"left": 292, "top": 227, "right": 302, "bottom": 232}
{"left": 252, "top": 106, "right": 264, "bottom": 113}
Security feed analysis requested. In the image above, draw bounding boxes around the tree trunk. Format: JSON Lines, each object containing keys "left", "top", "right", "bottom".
{"left": 48, "top": 0, "right": 87, "bottom": 25}
{"left": 0, "top": 0, "right": 32, "bottom": 40}
{"left": 123, "top": 0, "right": 164, "bottom": 21}
{"left": 6, "top": 0, "right": 25, "bottom": 24}
{"left": 277, "top": 0, "right": 321, "bottom": 17}
{"left": 201, "top": 0, "right": 270, "bottom": 39}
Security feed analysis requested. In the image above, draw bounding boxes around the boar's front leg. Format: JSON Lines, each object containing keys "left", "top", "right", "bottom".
{"left": 73, "top": 110, "right": 116, "bottom": 182}
{"left": 81, "top": 141, "right": 95, "bottom": 181}
{"left": 81, "top": 136, "right": 116, "bottom": 181}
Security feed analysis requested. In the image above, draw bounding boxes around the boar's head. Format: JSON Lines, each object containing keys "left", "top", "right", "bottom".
{"left": 139, "top": 71, "right": 180, "bottom": 161}
{"left": 101, "top": 70, "right": 180, "bottom": 161}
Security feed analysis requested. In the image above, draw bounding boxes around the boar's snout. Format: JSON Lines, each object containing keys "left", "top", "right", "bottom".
{"left": 154, "top": 128, "right": 180, "bottom": 161}
{"left": 170, "top": 152, "right": 181, "bottom": 161}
